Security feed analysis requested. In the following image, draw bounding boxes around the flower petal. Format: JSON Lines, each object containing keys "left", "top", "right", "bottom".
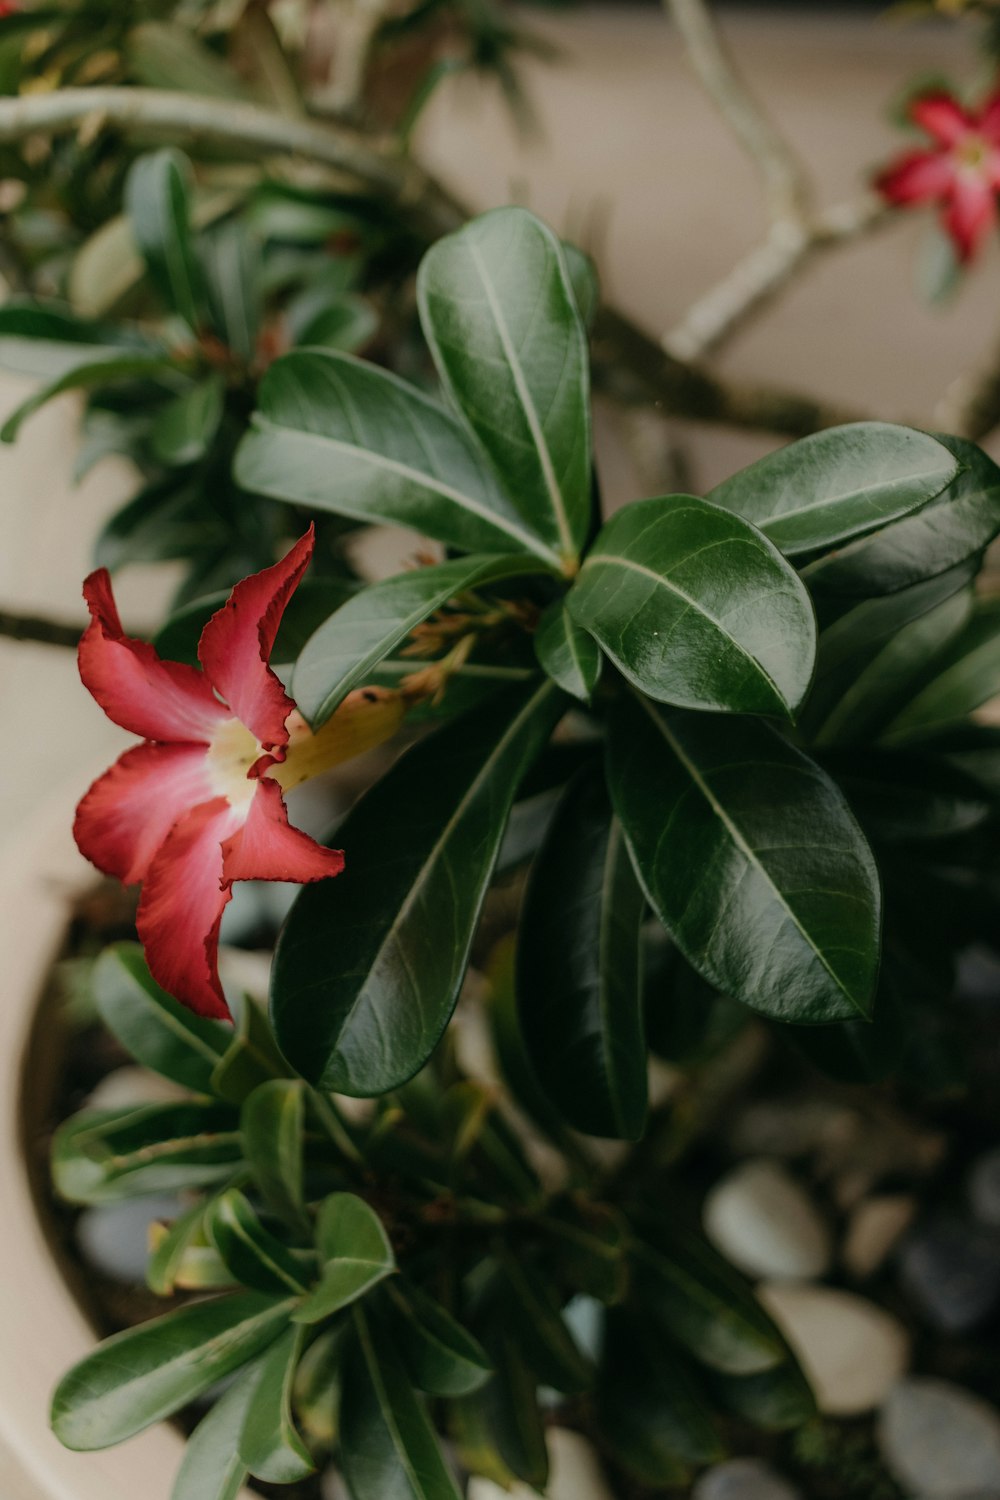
{"left": 977, "top": 89, "right": 1000, "bottom": 144}
{"left": 197, "top": 527, "right": 315, "bottom": 757}
{"left": 80, "top": 570, "right": 229, "bottom": 743}
{"left": 74, "top": 742, "right": 215, "bottom": 885}
{"left": 221, "top": 775, "right": 345, "bottom": 886}
{"left": 910, "top": 92, "right": 972, "bottom": 146}
{"left": 137, "top": 797, "right": 246, "bottom": 1019}
{"left": 875, "top": 149, "right": 954, "bottom": 205}
{"left": 945, "top": 172, "right": 997, "bottom": 262}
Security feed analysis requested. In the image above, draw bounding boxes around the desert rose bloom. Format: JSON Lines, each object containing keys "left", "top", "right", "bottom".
{"left": 74, "top": 527, "right": 404, "bottom": 1019}
{"left": 875, "top": 88, "right": 1000, "bottom": 262}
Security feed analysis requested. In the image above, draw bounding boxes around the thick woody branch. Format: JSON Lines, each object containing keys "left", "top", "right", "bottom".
{"left": 0, "top": 608, "right": 81, "bottom": 649}
{"left": 0, "top": 85, "right": 867, "bottom": 441}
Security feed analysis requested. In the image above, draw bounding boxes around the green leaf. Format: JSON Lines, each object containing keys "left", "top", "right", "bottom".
{"left": 150, "top": 373, "right": 225, "bottom": 467}
{"left": 709, "top": 1357, "right": 816, "bottom": 1431}
{"left": 127, "top": 22, "right": 252, "bottom": 99}
{"left": 51, "top": 1292, "right": 294, "bottom": 1450}
{"left": 154, "top": 575, "right": 358, "bottom": 668}
{"left": 92, "top": 943, "right": 227, "bottom": 1094}
{"left": 561, "top": 240, "right": 600, "bottom": 329}
{"left": 293, "top": 553, "right": 552, "bottom": 728}
{"left": 238, "top": 1325, "right": 315, "bottom": 1483}
{"left": 418, "top": 207, "right": 591, "bottom": 566}
{"left": 708, "top": 422, "right": 958, "bottom": 556}
{"left": 533, "top": 598, "right": 601, "bottom": 702}
{"left": 294, "top": 1192, "right": 395, "bottom": 1323}
{"left": 201, "top": 220, "right": 261, "bottom": 364}
{"left": 388, "top": 1280, "right": 492, "bottom": 1396}
{"left": 495, "top": 1254, "right": 593, "bottom": 1394}
{"left": 880, "top": 598, "right": 1000, "bottom": 744}
{"left": 241, "top": 1080, "right": 307, "bottom": 1229}
{"left": 148, "top": 1202, "right": 210, "bottom": 1297}
{"left": 211, "top": 995, "right": 289, "bottom": 1106}
{"left": 598, "top": 1309, "right": 722, "bottom": 1484}
{"left": 632, "top": 1234, "right": 786, "bottom": 1375}
{"left": 0, "top": 354, "right": 181, "bottom": 442}
{"left": 236, "top": 349, "right": 561, "bottom": 566}
{"left": 124, "top": 150, "right": 208, "bottom": 328}
{"left": 52, "top": 1103, "right": 241, "bottom": 1205}
{"left": 339, "top": 1307, "right": 463, "bottom": 1500}
{"left": 295, "top": 296, "right": 378, "bottom": 353}
{"left": 294, "top": 1325, "right": 346, "bottom": 1446}
{"left": 205, "top": 1189, "right": 310, "bottom": 1296}
{"left": 467, "top": 1323, "right": 549, "bottom": 1489}
{"left": 825, "top": 750, "right": 993, "bottom": 844}
{"left": 271, "top": 681, "right": 565, "bottom": 1094}
{"left": 568, "top": 495, "right": 815, "bottom": 718}
{"left": 540, "top": 1201, "right": 628, "bottom": 1305}
{"left": 607, "top": 695, "right": 881, "bottom": 1023}
{"left": 803, "top": 434, "right": 1000, "bottom": 596}
{"left": 171, "top": 1361, "right": 260, "bottom": 1500}
{"left": 517, "top": 765, "right": 647, "bottom": 1139}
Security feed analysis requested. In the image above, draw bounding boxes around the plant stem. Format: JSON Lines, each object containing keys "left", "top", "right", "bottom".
{"left": 307, "top": 1087, "right": 366, "bottom": 1169}
{"left": 0, "top": 606, "right": 82, "bottom": 649}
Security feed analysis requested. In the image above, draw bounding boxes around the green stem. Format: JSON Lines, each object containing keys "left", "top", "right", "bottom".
{"left": 307, "top": 1086, "right": 366, "bottom": 1169}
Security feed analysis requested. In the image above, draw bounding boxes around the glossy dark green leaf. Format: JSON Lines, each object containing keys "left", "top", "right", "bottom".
{"left": 0, "top": 298, "right": 153, "bottom": 376}
{"left": 52, "top": 1103, "right": 241, "bottom": 1205}
{"left": 124, "top": 149, "right": 208, "bottom": 328}
{"left": 205, "top": 1189, "right": 310, "bottom": 1296}
{"left": 295, "top": 296, "right": 377, "bottom": 353}
{"left": 568, "top": 495, "right": 815, "bottom": 718}
{"left": 518, "top": 765, "right": 647, "bottom": 1139}
{"left": 633, "top": 1234, "right": 785, "bottom": 1375}
{"left": 294, "top": 1324, "right": 346, "bottom": 1447}
{"left": 496, "top": 1254, "right": 593, "bottom": 1393}
{"left": 211, "top": 996, "right": 289, "bottom": 1106}
{"left": 533, "top": 598, "right": 601, "bottom": 702}
{"left": 561, "top": 240, "right": 600, "bottom": 329}
{"left": 150, "top": 373, "right": 225, "bottom": 466}
{"left": 293, "top": 553, "right": 552, "bottom": 728}
{"left": 881, "top": 599, "right": 1000, "bottom": 744}
{"left": 339, "top": 1307, "right": 463, "bottom": 1500}
{"left": 607, "top": 695, "right": 881, "bottom": 1023}
{"left": 923, "top": 723, "right": 1000, "bottom": 800}
{"left": 201, "top": 220, "right": 261, "bottom": 363}
{"left": 388, "top": 1280, "right": 492, "bottom": 1396}
{"left": 92, "top": 942, "right": 227, "bottom": 1094}
{"left": 148, "top": 1202, "right": 209, "bottom": 1297}
{"left": 803, "top": 434, "right": 1000, "bottom": 596}
{"left": 0, "top": 354, "right": 181, "bottom": 442}
{"left": 470, "top": 1324, "right": 549, "bottom": 1489}
{"left": 708, "top": 422, "right": 957, "bottom": 556}
{"left": 241, "top": 1080, "right": 307, "bottom": 1230}
{"left": 804, "top": 566, "right": 974, "bottom": 747}
{"left": 238, "top": 1325, "right": 315, "bottom": 1483}
{"left": 294, "top": 1192, "right": 395, "bottom": 1323}
{"left": 51, "top": 1292, "right": 294, "bottom": 1450}
{"left": 271, "top": 681, "right": 565, "bottom": 1094}
{"left": 236, "top": 349, "right": 561, "bottom": 566}
{"left": 171, "top": 1360, "right": 260, "bottom": 1500}
{"left": 709, "top": 1356, "right": 816, "bottom": 1430}
{"left": 418, "top": 207, "right": 591, "bottom": 565}
{"left": 598, "top": 1309, "right": 723, "bottom": 1484}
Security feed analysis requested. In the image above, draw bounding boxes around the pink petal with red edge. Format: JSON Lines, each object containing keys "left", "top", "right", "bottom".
{"left": 945, "top": 172, "right": 998, "bottom": 262}
{"left": 74, "top": 741, "right": 216, "bottom": 885}
{"left": 977, "top": 89, "right": 1000, "bottom": 144}
{"left": 197, "top": 528, "right": 315, "bottom": 757}
{"left": 910, "top": 92, "right": 972, "bottom": 146}
{"left": 137, "top": 796, "right": 246, "bottom": 1019}
{"left": 80, "top": 570, "right": 229, "bottom": 743}
{"left": 875, "top": 149, "right": 954, "bottom": 205}
{"left": 221, "top": 775, "right": 345, "bottom": 886}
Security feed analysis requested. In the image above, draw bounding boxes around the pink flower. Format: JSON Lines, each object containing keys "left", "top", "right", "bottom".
{"left": 875, "top": 88, "right": 1000, "bottom": 263}
{"left": 74, "top": 527, "right": 404, "bottom": 1019}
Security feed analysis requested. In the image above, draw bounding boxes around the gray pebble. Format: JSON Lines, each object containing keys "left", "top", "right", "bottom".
{"left": 878, "top": 1377, "right": 1000, "bottom": 1499}
{"left": 76, "top": 1195, "right": 182, "bottom": 1282}
{"left": 898, "top": 1218, "right": 1000, "bottom": 1333}
{"left": 693, "top": 1458, "right": 801, "bottom": 1500}
{"left": 970, "top": 1148, "right": 1000, "bottom": 1229}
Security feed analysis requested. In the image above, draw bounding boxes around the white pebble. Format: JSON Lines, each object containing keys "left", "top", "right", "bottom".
{"left": 757, "top": 1282, "right": 909, "bottom": 1416}
{"left": 703, "top": 1158, "right": 832, "bottom": 1281}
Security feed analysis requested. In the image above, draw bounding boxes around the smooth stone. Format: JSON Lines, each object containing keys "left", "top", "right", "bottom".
{"left": 757, "top": 1282, "right": 909, "bottom": 1417}
{"left": 955, "top": 944, "right": 1000, "bottom": 1010}
{"left": 467, "top": 1430, "right": 614, "bottom": 1500}
{"left": 878, "top": 1377, "right": 1000, "bottom": 1500}
{"left": 970, "top": 1148, "right": 1000, "bottom": 1229}
{"left": 693, "top": 1458, "right": 802, "bottom": 1500}
{"left": 897, "top": 1218, "right": 1000, "bottom": 1333}
{"left": 85, "top": 1065, "right": 186, "bottom": 1112}
{"left": 76, "top": 1195, "right": 182, "bottom": 1282}
{"left": 703, "top": 1158, "right": 832, "bottom": 1280}
{"left": 843, "top": 1194, "right": 916, "bottom": 1279}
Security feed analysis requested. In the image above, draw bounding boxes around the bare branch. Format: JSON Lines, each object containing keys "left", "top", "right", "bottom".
{"left": 0, "top": 85, "right": 869, "bottom": 440}
{"left": 664, "top": 0, "right": 811, "bottom": 225}
{"left": 0, "top": 607, "right": 81, "bottom": 649}
{"left": 664, "top": 195, "right": 890, "bottom": 362}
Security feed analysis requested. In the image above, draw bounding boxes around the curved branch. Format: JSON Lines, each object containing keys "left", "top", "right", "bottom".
{"left": 0, "top": 607, "right": 81, "bottom": 649}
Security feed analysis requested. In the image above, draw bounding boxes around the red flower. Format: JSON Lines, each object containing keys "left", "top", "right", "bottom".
{"left": 876, "top": 89, "right": 1000, "bottom": 263}
{"left": 74, "top": 527, "right": 404, "bottom": 1019}
{"left": 0, "top": 3, "right": 18, "bottom": 16}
